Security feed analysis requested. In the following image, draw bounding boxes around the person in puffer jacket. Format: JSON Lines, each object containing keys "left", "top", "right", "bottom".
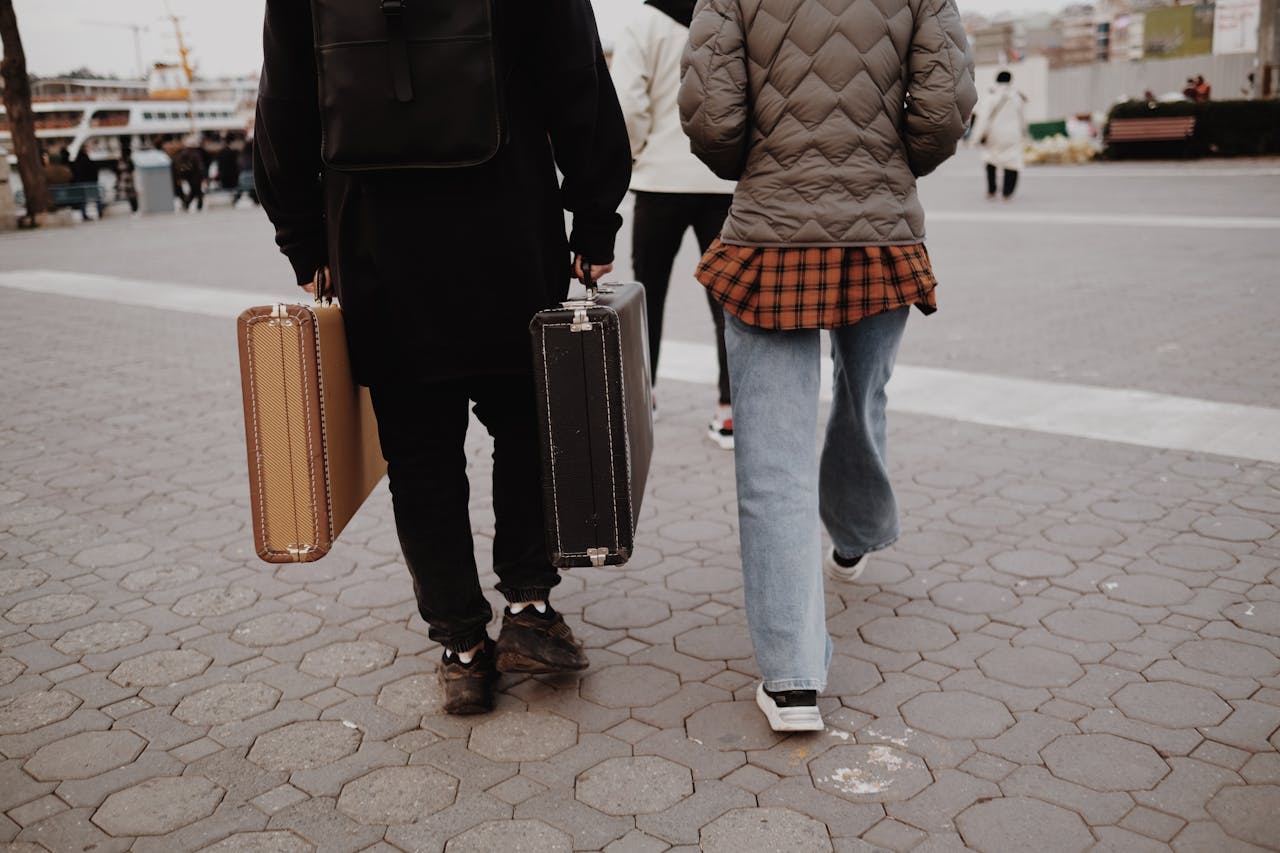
{"left": 680, "top": 0, "right": 976, "bottom": 732}
{"left": 612, "top": 0, "right": 738, "bottom": 448}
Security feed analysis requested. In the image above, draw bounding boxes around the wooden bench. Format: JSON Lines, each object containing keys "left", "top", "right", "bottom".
{"left": 1106, "top": 116, "right": 1196, "bottom": 144}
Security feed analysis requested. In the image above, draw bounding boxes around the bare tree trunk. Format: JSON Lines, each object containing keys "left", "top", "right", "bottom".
{"left": 0, "top": 0, "right": 51, "bottom": 222}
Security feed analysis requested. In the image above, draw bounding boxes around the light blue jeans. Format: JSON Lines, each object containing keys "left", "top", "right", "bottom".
{"left": 725, "top": 307, "right": 909, "bottom": 691}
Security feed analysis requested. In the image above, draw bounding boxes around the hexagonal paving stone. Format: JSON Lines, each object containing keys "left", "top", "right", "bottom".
{"left": 174, "top": 682, "right": 282, "bottom": 725}
{"left": 1173, "top": 638, "right": 1280, "bottom": 678}
{"left": 1113, "top": 681, "right": 1232, "bottom": 728}
{"left": 173, "top": 585, "right": 260, "bottom": 618}
{"left": 901, "top": 691, "right": 1015, "bottom": 739}
{"left": 895, "top": 530, "right": 971, "bottom": 556}
{"left": 73, "top": 542, "right": 152, "bottom": 568}
{"left": 860, "top": 616, "right": 957, "bottom": 652}
{"left": 110, "top": 649, "right": 212, "bottom": 687}
{"left": 989, "top": 549, "right": 1075, "bottom": 579}
{"left": 581, "top": 664, "right": 680, "bottom": 709}
{"left": 1042, "top": 733, "right": 1170, "bottom": 791}
{"left": 120, "top": 564, "right": 201, "bottom": 592}
{"left": 377, "top": 673, "right": 444, "bottom": 717}
{"left": 1100, "top": 573, "right": 1193, "bottom": 606}
{"left": 811, "top": 745, "right": 931, "bottom": 803}
{"left": 1149, "top": 543, "right": 1237, "bottom": 572}
{"left": 930, "top": 582, "right": 1018, "bottom": 615}
{"left": 232, "top": 611, "right": 324, "bottom": 647}
{"left": 5, "top": 593, "right": 95, "bottom": 625}
{"left": 0, "top": 567, "right": 47, "bottom": 596}
{"left": 701, "top": 807, "right": 832, "bottom": 852}
{"left": 582, "top": 596, "right": 670, "bottom": 630}
{"left": 1223, "top": 600, "right": 1280, "bottom": 637}
{"left": 24, "top": 730, "right": 146, "bottom": 780}
{"left": 337, "top": 581, "right": 412, "bottom": 609}
{"left": 299, "top": 640, "right": 396, "bottom": 678}
{"left": 445, "top": 819, "right": 571, "bottom": 853}
{"left": 1206, "top": 785, "right": 1280, "bottom": 848}
{"left": 667, "top": 566, "right": 742, "bottom": 594}
{"left": 675, "top": 624, "right": 755, "bottom": 661}
{"left": 0, "top": 657, "right": 24, "bottom": 686}
{"left": 1090, "top": 500, "right": 1166, "bottom": 523}
{"left": 688, "top": 701, "right": 785, "bottom": 752}
{"left": 337, "top": 765, "right": 458, "bottom": 824}
{"left": 92, "top": 776, "right": 223, "bottom": 836}
{"left": 577, "top": 756, "right": 692, "bottom": 815}
{"left": 202, "top": 831, "right": 314, "bottom": 852}
{"left": 54, "top": 619, "right": 150, "bottom": 656}
{"left": 1043, "top": 523, "right": 1124, "bottom": 548}
{"left": 1191, "top": 515, "right": 1275, "bottom": 543}
{"left": 0, "top": 690, "right": 82, "bottom": 734}
{"left": 248, "top": 720, "right": 363, "bottom": 770}
{"left": 826, "top": 654, "right": 883, "bottom": 696}
{"left": 956, "top": 797, "right": 1092, "bottom": 853}
{"left": 470, "top": 712, "right": 577, "bottom": 762}
{"left": 977, "top": 647, "right": 1083, "bottom": 688}
{"left": 1042, "top": 608, "right": 1141, "bottom": 643}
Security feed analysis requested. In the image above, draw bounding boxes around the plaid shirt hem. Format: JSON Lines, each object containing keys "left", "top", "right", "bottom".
{"left": 696, "top": 239, "right": 938, "bottom": 330}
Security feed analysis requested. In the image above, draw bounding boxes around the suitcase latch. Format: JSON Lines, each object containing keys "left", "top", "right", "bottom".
{"left": 571, "top": 307, "right": 592, "bottom": 332}
{"left": 286, "top": 545, "right": 316, "bottom": 561}
{"left": 587, "top": 547, "right": 608, "bottom": 567}
{"left": 269, "top": 303, "right": 294, "bottom": 327}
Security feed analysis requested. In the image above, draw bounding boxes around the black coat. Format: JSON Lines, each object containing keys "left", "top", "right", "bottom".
{"left": 255, "top": 0, "right": 632, "bottom": 385}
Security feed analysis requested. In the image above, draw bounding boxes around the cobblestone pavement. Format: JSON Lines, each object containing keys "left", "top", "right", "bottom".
{"left": 1, "top": 156, "right": 1279, "bottom": 852}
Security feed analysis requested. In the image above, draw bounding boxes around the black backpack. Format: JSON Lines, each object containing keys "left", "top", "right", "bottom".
{"left": 310, "top": 0, "right": 504, "bottom": 171}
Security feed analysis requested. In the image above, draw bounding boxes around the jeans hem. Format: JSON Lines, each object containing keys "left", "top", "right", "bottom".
{"left": 834, "top": 533, "right": 899, "bottom": 561}
{"left": 763, "top": 678, "right": 826, "bottom": 692}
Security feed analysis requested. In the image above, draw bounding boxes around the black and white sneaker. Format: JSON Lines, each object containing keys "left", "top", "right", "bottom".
{"left": 756, "top": 682, "right": 823, "bottom": 732}
{"left": 824, "top": 546, "right": 865, "bottom": 583}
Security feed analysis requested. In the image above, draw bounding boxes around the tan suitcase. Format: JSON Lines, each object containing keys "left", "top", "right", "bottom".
{"left": 236, "top": 300, "right": 385, "bottom": 563}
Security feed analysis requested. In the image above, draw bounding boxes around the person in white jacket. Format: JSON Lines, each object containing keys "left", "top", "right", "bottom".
{"left": 612, "top": 0, "right": 738, "bottom": 448}
{"left": 973, "top": 70, "right": 1028, "bottom": 200}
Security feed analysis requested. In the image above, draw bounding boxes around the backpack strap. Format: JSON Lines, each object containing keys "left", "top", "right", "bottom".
{"left": 381, "top": 0, "right": 414, "bottom": 103}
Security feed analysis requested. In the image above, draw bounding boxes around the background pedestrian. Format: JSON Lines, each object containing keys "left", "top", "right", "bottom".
{"left": 612, "top": 0, "right": 738, "bottom": 447}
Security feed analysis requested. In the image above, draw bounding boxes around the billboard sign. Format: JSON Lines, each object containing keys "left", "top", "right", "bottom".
{"left": 1143, "top": 4, "right": 1216, "bottom": 58}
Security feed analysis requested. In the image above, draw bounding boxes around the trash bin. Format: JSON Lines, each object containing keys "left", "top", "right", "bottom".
{"left": 132, "top": 149, "right": 175, "bottom": 215}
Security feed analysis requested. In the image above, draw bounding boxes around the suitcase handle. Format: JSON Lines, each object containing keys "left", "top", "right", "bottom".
{"left": 579, "top": 260, "right": 597, "bottom": 301}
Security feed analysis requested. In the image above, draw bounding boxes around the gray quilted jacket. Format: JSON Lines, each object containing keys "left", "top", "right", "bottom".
{"left": 679, "top": 0, "right": 976, "bottom": 246}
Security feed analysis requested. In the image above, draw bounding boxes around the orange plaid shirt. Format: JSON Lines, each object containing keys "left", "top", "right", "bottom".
{"left": 696, "top": 239, "right": 938, "bottom": 330}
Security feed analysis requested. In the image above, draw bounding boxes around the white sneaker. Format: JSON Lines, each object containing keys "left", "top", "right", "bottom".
{"left": 756, "top": 682, "right": 823, "bottom": 732}
{"left": 824, "top": 546, "right": 866, "bottom": 583}
{"left": 708, "top": 405, "right": 734, "bottom": 450}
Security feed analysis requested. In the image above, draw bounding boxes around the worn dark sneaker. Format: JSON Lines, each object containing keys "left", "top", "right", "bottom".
{"left": 756, "top": 682, "right": 823, "bottom": 732}
{"left": 495, "top": 604, "right": 589, "bottom": 674}
{"left": 439, "top": 637, "right": 497, "bottom": 715}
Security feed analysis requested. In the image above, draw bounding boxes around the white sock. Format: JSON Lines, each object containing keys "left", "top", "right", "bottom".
{"left": 509, "top": 601, "right": 547, "bottom": 615}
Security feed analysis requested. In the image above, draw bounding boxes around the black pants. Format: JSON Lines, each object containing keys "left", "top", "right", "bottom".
{"left": 368, "top": 372, "right": 559, "bottom": 653}
{"left": 632, "top": 191, "right": 733, "bottom": 405}
{"left": 986, "top": 163, "right": 1018, "bottom": 198}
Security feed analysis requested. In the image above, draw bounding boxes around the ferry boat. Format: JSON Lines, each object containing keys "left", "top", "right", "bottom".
{"left": 0, "top": 71, "right": 255, "bottom": 162}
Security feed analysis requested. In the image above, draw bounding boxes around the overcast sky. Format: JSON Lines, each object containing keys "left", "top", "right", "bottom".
{"left": 13, "top": 0, "right": 1074, "bottom": 79}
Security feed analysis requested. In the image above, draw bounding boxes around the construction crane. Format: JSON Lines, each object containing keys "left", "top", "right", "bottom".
{"left": 81, "top": 20, "right": 149, "bottom": 80}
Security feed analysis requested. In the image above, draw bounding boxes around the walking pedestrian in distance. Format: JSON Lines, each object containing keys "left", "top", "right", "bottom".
{"left": 255, "top": 0, "right": 630, "bottom": 715}
{"left": 681, "top": 0, "right": 975, "bottom": 731}
{"left": 974, "top": 70, "right": 1026, "bottom": 201}
{"left": 612, "top": 0, "right": 738, "bottom": 447}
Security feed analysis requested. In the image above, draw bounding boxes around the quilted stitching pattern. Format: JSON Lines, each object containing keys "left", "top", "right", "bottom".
{"left": 681, "top": 0, "right": 976, "bottom": 245}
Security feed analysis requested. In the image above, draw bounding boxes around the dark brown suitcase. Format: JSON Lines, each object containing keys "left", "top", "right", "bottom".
{"left": 530, "top": 282, "right": 653, "bottom": 568}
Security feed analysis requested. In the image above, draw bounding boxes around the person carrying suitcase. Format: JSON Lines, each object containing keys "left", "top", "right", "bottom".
{"left": 254, "top": 0, "right": 631, "bottom": 715}
{"left": 681, "top": 0, "right": 976, "bottom": 731}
